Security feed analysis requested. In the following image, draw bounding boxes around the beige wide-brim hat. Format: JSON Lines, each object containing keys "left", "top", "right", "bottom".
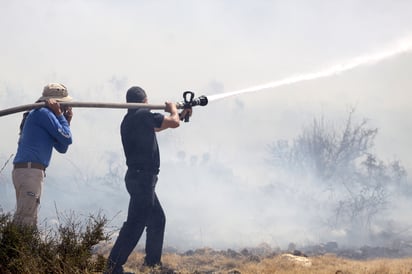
{"left": 37, "top": 83, "right": 73, "bottom": 102}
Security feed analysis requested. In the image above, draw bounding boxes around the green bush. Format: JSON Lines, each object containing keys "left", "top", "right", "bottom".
{"left": 0, "top": 210, "right": 109, "bottom": 274}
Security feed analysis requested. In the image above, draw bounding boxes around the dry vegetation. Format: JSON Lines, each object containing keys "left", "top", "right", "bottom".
{"left": 99, "top": 247, "right": 412, "bottom": 274}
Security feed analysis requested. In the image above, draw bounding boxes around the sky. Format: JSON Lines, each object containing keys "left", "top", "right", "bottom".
{"left": 1, "top": 0, "right": 412, "bottom": 250}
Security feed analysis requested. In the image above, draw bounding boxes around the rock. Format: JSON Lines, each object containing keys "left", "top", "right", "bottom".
{"left": 280, "top": 254, "right": 312, "bottom": 267}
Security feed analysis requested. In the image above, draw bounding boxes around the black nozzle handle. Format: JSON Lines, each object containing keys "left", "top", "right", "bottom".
{"left": 183, "top": 91, "right": 194, "bottom": 104}
{"left": 183, "top": 91, "right": 194, "bottom": 122}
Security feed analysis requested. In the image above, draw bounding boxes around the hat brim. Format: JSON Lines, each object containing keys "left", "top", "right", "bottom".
{"left": 37, "top": 95, "right": 73, "bottom": 102}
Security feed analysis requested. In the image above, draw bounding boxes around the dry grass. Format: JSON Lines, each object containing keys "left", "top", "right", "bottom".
{"left": 100, "top": 248, "right": 412, "bottom": 274}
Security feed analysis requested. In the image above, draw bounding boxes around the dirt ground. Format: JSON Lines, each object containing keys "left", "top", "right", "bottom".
{"left": 100, "top": 247, "right": 412, "bottom": 274}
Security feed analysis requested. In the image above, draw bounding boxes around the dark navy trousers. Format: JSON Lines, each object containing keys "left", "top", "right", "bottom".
{"left": 107, "top": 169, "right": 165, "bottom": 274}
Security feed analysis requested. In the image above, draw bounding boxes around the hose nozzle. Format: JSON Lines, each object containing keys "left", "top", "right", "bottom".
{"left": 177, "top": 91, "right": 208, "bottom": 109}
{"left": 177, "top": 91, "right": 208, "bottom": 122}
{"left": 189, "top": 95, "right": 208, "bottom": 107}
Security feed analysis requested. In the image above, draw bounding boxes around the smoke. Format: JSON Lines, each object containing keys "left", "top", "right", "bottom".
{"left": 1, "top": 0, "right": 412, "bottom": 252}
{"left": 2, "top": 53, "right": 412, "bottom": 250}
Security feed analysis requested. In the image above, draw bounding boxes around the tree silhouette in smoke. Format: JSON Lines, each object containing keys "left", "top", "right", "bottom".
{"left": 268, "top": 109, "right": 408, "bottom": 243}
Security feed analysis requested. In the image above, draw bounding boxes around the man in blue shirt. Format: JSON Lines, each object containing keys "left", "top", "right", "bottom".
{"left": 12, "top": 83, "right": 73, "bottom": 226}
{"left": 105, "top": 86, "right": 191, "bottom": 274}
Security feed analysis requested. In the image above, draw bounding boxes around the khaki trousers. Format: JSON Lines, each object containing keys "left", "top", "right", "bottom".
{"left": 12, "top": 168, "right": 44, "bottom": 226}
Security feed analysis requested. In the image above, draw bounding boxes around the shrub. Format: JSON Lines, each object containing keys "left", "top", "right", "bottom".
{"left": 267, "top": 109, "right": 408, "bottom": 241}
{"left": 0, "top": 209, "right": 109, "bottom": 274}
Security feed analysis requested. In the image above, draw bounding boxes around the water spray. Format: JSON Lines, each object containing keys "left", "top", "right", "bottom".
{"left": 208, "top": 38, "right": 412, "bottom": 102}
{"left": 0, "top": 91, "right": 208, "bottom": 120}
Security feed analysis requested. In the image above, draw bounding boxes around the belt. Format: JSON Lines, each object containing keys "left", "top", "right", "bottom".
{"left": 14, "top": 162, "right": 46, "bottom": 171}
{"left": 130, "top": 167, "right": 160, "bottom": 175}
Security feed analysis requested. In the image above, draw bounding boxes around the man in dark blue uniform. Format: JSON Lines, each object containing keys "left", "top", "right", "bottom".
{"left": 106, "top": 86, "right": 191, "bottom": 274}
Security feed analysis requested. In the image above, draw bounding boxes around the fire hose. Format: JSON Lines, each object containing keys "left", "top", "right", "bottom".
{"left": 0, "top": 91, "right": 208, "bottom": 122}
